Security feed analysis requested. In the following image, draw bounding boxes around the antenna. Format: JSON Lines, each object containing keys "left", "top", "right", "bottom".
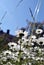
{"left": 16, "top": 0, "right": 23, "bottom": 7}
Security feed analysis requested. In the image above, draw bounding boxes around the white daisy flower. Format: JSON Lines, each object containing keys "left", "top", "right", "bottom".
{"left": 29, "top": 47, "right": 33, "bottom": 51}
{"left": 34, "top": 46, "right": 39, "bottom": 51}
{"left": 1, "top": 57, "right": 7, "bottom": 61}
{"left": 23, "top": 31, "right": 28, "bottom": 37}
{"left": 41, "top": 48, "right": 44, "bottom": 52}
{"left": 29, "top": 35, "right": 37, "bottom": 42}
{"left": 18, "top": 39, "right": 21, "bottom": 44}
{"left": 40, "top": 57, "right": 44, "bottom": 61}
{"left": 35, "top": 29, "right": 43, "bottom": 34}
{"left": 22, "top": 38, "right": 29, "bottom": 46}
{"left": 36, "top": 57, "right": 40, "bottom": 61}
{"left": 11, "top": 53, "right": 18, "bottom": 60}
{"left": 16, "top": 29, "right": 28, "bottom": 38}
{"left": 22, "top": 37, "right": 26, "bottom": 41}
{"left": 32, "top": 39, "right": 37, "bottom": 42}
{"left": 3, "top": 50, "right": 11, "bottom": 56}
{"left": 29, "top": 62, "right": 32, "bottom": 65}
{"left": 31, "top": 35, "right": 36, "bottom": 39}
{"left": 8, "top": 42, "right": 17, "bottom": 51}
{"left": 16, "top": 45, "right": 20, "bottom": 51}
{"left": 37, "top": 37, "right": 44, "bottom": 45}
{"left": 8, "top": 41, "right": 23, "bottom": 51}
{"left": 6, "top": 62, "right": 12, "bottom": 65}
{"left": 34, "top": 46, "right": 38, "bottom": 50}
{"left": 32, "top": 57, "right": 35, "bottom": 60}
{"left": 31, "top": 43, "right": 34, "bottom": 46}
{"left": 15, "top": 30, "right": 24, "bottom": 37}
{"left": 8, "top": 42, "right": 17, "bottom": 47}
{"left": 23, "top": 48, "right": 30, "bottom": 56}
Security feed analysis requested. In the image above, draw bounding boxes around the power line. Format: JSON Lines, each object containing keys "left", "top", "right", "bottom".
{"left": 0, "top": 11, "right": 7, "bottom": 30}
{"left": 16, "top": 0, "right": 23, "bottom": 7}
{"left": 1, "top": 11, "right": 7, "bottom": 21}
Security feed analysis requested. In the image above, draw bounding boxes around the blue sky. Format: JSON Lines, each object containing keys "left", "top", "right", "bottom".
{"left": 0, "top": 0, "right": 44, "bottom": 35}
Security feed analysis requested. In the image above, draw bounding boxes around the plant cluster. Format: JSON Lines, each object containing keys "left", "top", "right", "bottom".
{"left": 0, "top": 25, "right": 44, "bottom": 65}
